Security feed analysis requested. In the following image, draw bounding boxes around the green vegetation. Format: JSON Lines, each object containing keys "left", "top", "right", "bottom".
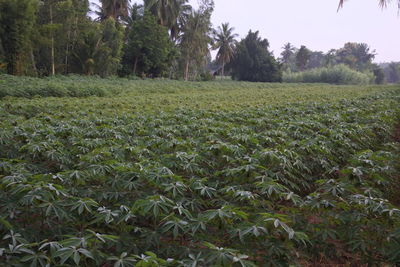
{"left": 283, "top": 64, "right": 374, "bottom": 85}
{"left": 0, "top": 0, "right": 37, "bottom": 75}
{"left": 295, "top": 45, "right": 311, "bottom": 71}
{"left": 0, "top": 74, "right": 386, "bottom": 101}
{"left": 0, "top": 75, "right": 123, "bottom": 98}
{"left": 231, "top": 31, "right": 282, "bottom": 82}
{"left": 1, "top": 78, "right": 400, "bottom": 266}
{"left": 122, "top": 12, "right": 176, "bottom": 77}
{"left": 383, "top": 62, "right": 400, "bottom": 84}
{"left": 0, "top": 0, "right": 399, "bottom": 265}
{"left": 213, "top": 23, "right": 238, "bottom": 79}
{"left": 0, "top": 0, "right": 397, "bottom": 84}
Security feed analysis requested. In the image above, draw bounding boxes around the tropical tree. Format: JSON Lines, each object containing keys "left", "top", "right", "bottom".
{"left": 230, "top": 30, "right": 282, "bottom": 82}
{"left": 335, "top": 42, "right": 375, "bottom": 71}
{"left": 212, "top": 23, "right": 238, "bottom": 79}
{"left": 280, "top": 43, "right": 295, "bottom": 64}
{"left": 307, "top": 51, "right": 325, "bottom": 69}
{"left": 372, "top": 64, "right": 385, "bottom": 84}
{"left": 280, "top": 43, "right": 296, "bottom": 71}
{"left": 35, "top": 0, "right": 78, "bottom": 76}
{"left": 295, "top": 45, "right": 311, "bottom": 71}
{"left": 123, "top": 3, "right": 144, "bottom": 26}
{"left": 324, "top": 49, "right": 337, "bottom": 67}
{"left": 384, "top": 62, "right": 400, "bottom": 83}
{"left": 96, "top": 0, "right": 129, "bottom": 22}
{"left": 70, "top": 18, "right": 124, "bottom": 76}
{"left": 144, "top": 0, "right": 191, "bottom": 40}
{"left": 179, "top": 0, "right": 214, "bottom": 81}
{"left": 95, "top": 18, "right": 124, "bottom": 76}
{"left": 122, "top": 12, "right": 176, "bottom": 77}
{"left": 0, "top": 0, "right": 38, "bottom": 75}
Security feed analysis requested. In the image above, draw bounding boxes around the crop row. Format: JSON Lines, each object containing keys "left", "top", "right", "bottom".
{"left": 0, "top": 88, "right": 400, "bottom": 266}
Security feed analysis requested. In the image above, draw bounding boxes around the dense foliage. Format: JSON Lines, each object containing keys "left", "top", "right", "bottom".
{"left": 1, "top": 0, "right": 396, "bottom": 83}
{"left": 0, "top": 0, "right": 219, "bottom": 80}
{"left": 281, "top": 42, "right": 376, "bottom": 73}
{"left": 122, "top": 12, "right": 176, "bottom": 77}
{"left": 231, "top": 31, "right": 282, "bottom": 82}
{"left": 0, "top": 0, "right": 37, "bottom": 75}
{"left": 295, "top": 45, "right": 311, "bottom": 71}
{"left": 283, "top": 64, "right": 374, "bottom": 85}
{"left": 382, "top": 62, "right": 400, "bottom": 84}
{"left": 278, "top": 42, "right": 388, "bottom": 85}
{"left": 2, "top": 74, "right": 383, "bottom": 100}
{"left": 179, "top": 1, "right": 214, "bottom": 81}
{"left": 0, "top": 79, "right": 400, "bottom": 266}
{"left": 212, "top": 23, "right": 238, "bottom": 78}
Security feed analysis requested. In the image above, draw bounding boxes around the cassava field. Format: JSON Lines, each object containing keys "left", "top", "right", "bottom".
{"left": 1, "top": 75, "right": 400, "bottom": 266}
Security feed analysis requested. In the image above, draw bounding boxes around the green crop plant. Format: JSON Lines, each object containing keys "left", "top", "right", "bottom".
{"left": 0, "top": 76, "right": 400, "bottom": 265}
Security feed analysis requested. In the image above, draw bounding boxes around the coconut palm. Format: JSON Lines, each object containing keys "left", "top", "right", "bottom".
{"left": 96, "top": 0, "right": 129, "bottom": 22}
{"left": 280, "top": 43, "right": 295, "bottom": 65}
{"left": 144, "top": 0, "right": 191, "bottom": 40}
{"left": 179, "top": 10, "right": 213, "bottom": 81}
{"left": 213, "top": 23, "right": 238, "bottom": 79}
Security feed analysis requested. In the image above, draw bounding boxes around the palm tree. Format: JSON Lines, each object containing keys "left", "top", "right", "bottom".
{"left": 179, "top": 10, "right": 213, "bottom": 81}
{"left": 96, "top": 0, "right": 129, "bottom": 22}
{"left": 212, "top": 23, "right": 238, "bottom": 79}
{"left": 144, "top": 0, "right": 191, "bottom": 40}
{"left": 280, "top": 43, "right": 295, "bottom": 64}
{"left": 338, "top": 0, "right": 400, "bottom": 10}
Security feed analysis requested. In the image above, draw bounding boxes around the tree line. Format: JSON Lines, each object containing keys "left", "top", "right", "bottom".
{"left": 0, "top": 0, "right": 285, "bottom": 82}
{"left": 279, "top": 42, "right": 399, "bottom": 84}
{"left": 0, "top": 0, "right": 398, "bottom": 83}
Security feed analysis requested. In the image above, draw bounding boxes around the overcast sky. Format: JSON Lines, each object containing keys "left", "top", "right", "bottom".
{"left": 93, "top": 0, "right": 400, "bottom": 62}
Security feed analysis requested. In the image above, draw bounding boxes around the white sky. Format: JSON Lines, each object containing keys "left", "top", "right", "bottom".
{"left": 92, "top": 0, "right": 400, "bottom": 63}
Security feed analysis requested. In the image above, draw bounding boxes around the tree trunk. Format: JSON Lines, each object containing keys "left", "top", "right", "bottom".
{"left": 50, "top": 4, "right": 55, "bottom": 76}
{"left": 30, "top": 48, "right": 38, "bottom": 76}
{"left": 72, "top": 16, "right": 78, "bottom": 51}
{"left": 221, "top": 61, "right": 225, "bottom": 80}
{"left": 7, "top": 54, "right": 16, "bottom": 75}
{"left": 65, "top": 26, "right": 71, "bottom": 74}
{"left": 9, "top": 54, "right": 22, "bottom": 76}
{"left": 133, "top": 56, "right": 139, "bottom": 74}
{"left": 184, "top": 59, "right": 189, "bottom": 81}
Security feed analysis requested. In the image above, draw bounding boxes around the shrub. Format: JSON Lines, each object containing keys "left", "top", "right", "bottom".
{"left": 283, "top": 64, "right": 374, "bottom": 85}
{"left": 200, "top": 72, "right": 215, "bottom": 81}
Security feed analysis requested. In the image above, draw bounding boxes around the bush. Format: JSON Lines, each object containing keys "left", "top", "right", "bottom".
{"left": 200, "top": 72, "right": 215, "bottom": 81}
{"left": 283, "top": 64, "right": 374, "bottom": 85}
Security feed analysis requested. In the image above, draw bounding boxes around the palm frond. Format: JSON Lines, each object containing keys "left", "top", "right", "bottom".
{"left": 338, "top": 0, "right": 399, "bottom": 11}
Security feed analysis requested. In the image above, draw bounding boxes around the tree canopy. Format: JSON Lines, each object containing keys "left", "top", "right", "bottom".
{"left": 0, "top": 0, "right": 38, "bottom": 75}
{"left": 122, "top": 12, "right": 176, "bottom": 77}
{"left": 213, "top": 23, "right": 238, "bottom": 78}
{"left": 231, "top": 31, "right": 282, "bottom": 82}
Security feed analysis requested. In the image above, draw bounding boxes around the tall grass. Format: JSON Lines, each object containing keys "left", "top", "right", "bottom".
{"left": 0, "top": 75, "right": 123, "bottom": 98}
{"left": 0, "top": 74, "right": 342, "bottom": 99}
{"left": 283, "top": 64, "right": 374, "bottom": 85}
{"left": 0, "top": 72, "right": 385, "bottom": 100}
